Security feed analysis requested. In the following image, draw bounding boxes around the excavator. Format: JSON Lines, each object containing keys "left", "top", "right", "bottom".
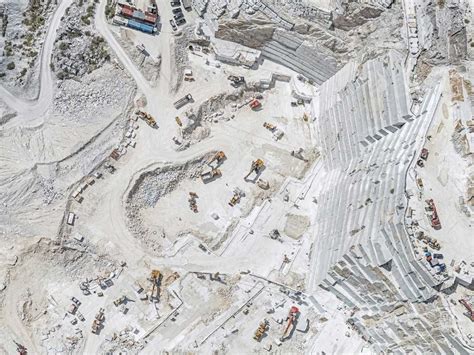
{"left": 137, "top": 110, "right": 157, "bottom": 128}
{"left": 280, "top": 306, "right": 299, "bottom": 341}
{"left": 209, "top": 151, "right": 226, "bottom": 166}
{"left": 244, "top": 159, "right": 264, "bottom": 181}
{"left": 149, "top": 270, "right": 161, "bottom": 302}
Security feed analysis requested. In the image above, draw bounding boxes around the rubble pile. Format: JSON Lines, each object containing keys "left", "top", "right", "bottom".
{"left": 52, "top": 1, "right": 110, "bottom": 79}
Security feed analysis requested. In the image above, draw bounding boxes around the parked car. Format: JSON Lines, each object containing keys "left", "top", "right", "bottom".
{"left": 170, "top": 1, "right": 181, "bottom": 7}
{"left": 174, "top": 12, "right": 184, "bottom": 20}
{"left": 169, "top": 19, "right": 177, "bottom": 31}
{"left": 172, "top": 8, "right": 182, "bottom": 14}
{"left": 176, "top": 17, "right": 186, "bottom": 25}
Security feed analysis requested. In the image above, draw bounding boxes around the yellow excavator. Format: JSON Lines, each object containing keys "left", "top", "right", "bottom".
{"left": 244, "top": 159, "right": 264, "bottom": 180}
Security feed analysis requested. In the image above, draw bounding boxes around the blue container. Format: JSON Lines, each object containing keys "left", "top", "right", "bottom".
{"left": 127, "top": 19, "right": 154, "bottom": 34}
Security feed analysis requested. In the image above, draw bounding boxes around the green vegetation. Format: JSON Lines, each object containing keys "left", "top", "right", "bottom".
{"left": 6, "top": 62, "right": 15, "bottom": 70}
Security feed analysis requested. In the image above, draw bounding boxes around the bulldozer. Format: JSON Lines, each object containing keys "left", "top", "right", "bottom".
{"left": 137, "top": 110, "right": 157, "bottom": 128}
{"left": 244, "top": 159, "right": 264, "bottom": 181}
{"left": 253, "top": 319, "right": 269, "bottom": 341}
{"left": 149, "top": 270, "right": 161, "bottom": 302}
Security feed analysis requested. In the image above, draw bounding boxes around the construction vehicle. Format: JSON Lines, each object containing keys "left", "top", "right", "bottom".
{"left": 113, "top": 296, "right": 126, "bottom": 307}
{"left": 253, "top": 319, "right": 269, "bottom": 341}
{"left": 459, "top": 298, "right": 474, "bottom": 321}
{"left": 174, "top": 94, "right": 193, "bottom": 109}
{"left": 91, "top": 319, "right": 100, "bottom": 334}
{"left": 175, "top": 116, "right": 183, "bottom": 126}
{"left": 189, "top": 192, "right": 198, "bottom": 213}
{"left": 228, "top": 75, "right": 245, "bottom": 87}
{"left": 137, "top": 110, "right": 157, "bottom": 128}
{"left": 420, "top": 148, "right": 429, "bottom": 160}
{"left": 13, "top": 341, "right": 27, "bottom": 355}
{"left": 280, "top": 306, "right": 299, "bottom": 341}
{"left": 426, "top": 199, "right": 442, "bottom": 230}
{"left": 229, "top": 188, "right": 245, "bottom": 207}
{"left": 291, "top": 148, "right": 309, "bottom": 162}
{"left": 184, "top": 68, "right": 194, "bottom": 82}
{"left": 201, "top": 167, "right": 221, "bottom": 182}
{"left": 263, "top": 122, "right": 276, "bottom": 131}
{"left": 257, "top": 179, "right": 270, "bottom": 190}
{"left": 209, "top": 151, "right": 226, "bottom": 166}
{"left": 303, "top": 112, "right": 309, "bottom": 121}
{"left": 244, "top": 159, "right": 264, "bottom": 181}
{"left": 95, "top": 308, "right": 105, "bottom": 322}
{"left": 250, "top": 98, "right": 262, "bottom": 110}
{"left": 149, "top": 270, "right": 161, "bottom": 301}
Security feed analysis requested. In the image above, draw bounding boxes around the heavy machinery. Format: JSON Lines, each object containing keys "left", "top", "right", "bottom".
{"left": 137, "top": 110, "right": 157, "bottom": 128}
{"left": 209, "top": 151, "right": 226, "bottom": 166}
{"left": 189, "top": 192, "right": 198, "bottom": 213}
{"left": 113, "top": 296, "right": 126, "bottom": 307}
{"left": 459, "top": 298, "right": 474, "bottom": 321}
{"left": 263, "top": 122, "right": 276, "bottom": 131}
{"left": 244, "top": 159, "right": 264, "bottom": 181}
{"left": 420, "top": 148, "right": 429, "bottom": 160}
{"left": 229, "top": 188, "right": 245, "bottom": 207}
{"left": 175, "top": 116, "right": 183, "bottom": 126}
{"left": 253, "top": 319, "right": 269, "bottom": 341}
{"left": 249, "top": 98, "right": 262, "bottom": 110}
{"left": 257, "top": 178, "right": 270, "bottom": 190}
{"left": 280, "top": 306, "right": 299, "bottom": 341}
{"left": 13, "top": 341, "right": 27, "bottom": 355}
{"left": 149, "top": 270, "right": 161, "bottom": 302}
{"left": 174, "top": 94, "right": 193, "bottom": 109}
{"left": 228, "top": 75, "right": 245, "bottom": 87}
{"left": 201, "top": 167, "right": 221, "bottom": 182}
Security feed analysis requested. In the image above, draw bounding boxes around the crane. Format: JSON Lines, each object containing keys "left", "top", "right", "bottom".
{"left": 459, "top": 298, "right": 474, "bottom": 321}
{"left": 280, "top": 306, "right": 299, "bottom": 341}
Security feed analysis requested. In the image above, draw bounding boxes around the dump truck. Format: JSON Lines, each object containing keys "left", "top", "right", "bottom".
{"left": 201, "top": 167, "right": 221, "bottom": 182}
{"left": 113, "top": 296, "right": 126, "bottom": 307}
{"left": 254, "top": 319, "right": 269, "bottom": 341}
{"left": 137, "top": 110, "right": 157, "bottom": 127}
{"left": 174, "top": 94, "right": 193, "bottom": 109}
{"left": 244, "top": 159, "right": 264, "bottom": 180}
{"left": 149, "top": 270, "right": 161, "bottom": 301}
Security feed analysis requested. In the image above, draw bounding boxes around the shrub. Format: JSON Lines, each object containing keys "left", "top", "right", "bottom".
{"left": 6, "top": 62, "right": 15, "bottom": 70}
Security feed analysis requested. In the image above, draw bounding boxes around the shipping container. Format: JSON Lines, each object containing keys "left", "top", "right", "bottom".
{"left": 144, "top": 13, "right": 157, "bottom": 24}
{"left": 121, "top": 7, "right": 133, "bottom": 18}
{"left": 113, "top": 16, "right": 128, "bottom": 26}
{"left": 133, "top": 10, "right": 145, "bottom": 20}
{"left": 127, "top": 19, "right": 155, "bottom": 34}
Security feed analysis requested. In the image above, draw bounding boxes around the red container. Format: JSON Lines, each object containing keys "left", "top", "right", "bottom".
{"left": 121, "top": 7, "right": 133, "bottom": 18}
{"left": 144, "top": 13, "right": 157, "bottom": 24}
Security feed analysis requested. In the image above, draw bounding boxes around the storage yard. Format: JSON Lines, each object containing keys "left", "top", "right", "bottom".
{"left": 0, "top": 0, "right": 473, "bottom": 353}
